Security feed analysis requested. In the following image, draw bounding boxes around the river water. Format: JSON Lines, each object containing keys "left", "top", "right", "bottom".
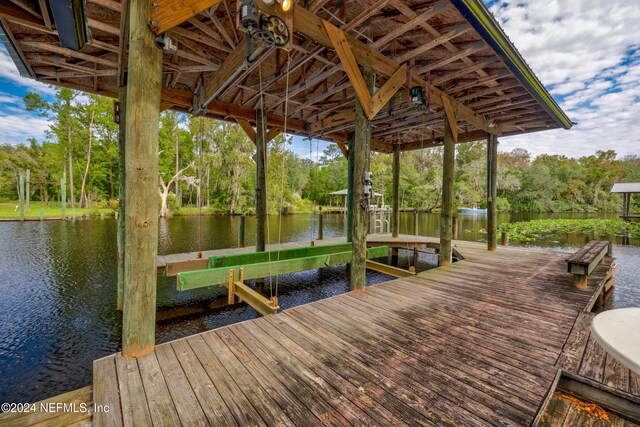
{"left": 0, "top": 212, "right": 638, "bottom": 404}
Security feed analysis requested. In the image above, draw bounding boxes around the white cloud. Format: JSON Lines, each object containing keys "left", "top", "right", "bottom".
{"left": 489, "top": 0, "right": 640, "bottom": 158}
{"left": 0, "top": 45, "right": 54, "bottom": 95}
{"left": 0, "top": 112, "right": 49, "bottom": 144}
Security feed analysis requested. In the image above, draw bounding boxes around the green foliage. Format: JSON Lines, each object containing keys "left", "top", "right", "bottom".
{"left": 499, "top": 219, "right": 640, "bottom": 243}
{"left": 3, "top": 89, "right": 639, "bottom": 217}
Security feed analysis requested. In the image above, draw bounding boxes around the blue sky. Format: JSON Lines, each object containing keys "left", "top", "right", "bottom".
{"left": 1, "top": 0, "right": 639, "bottom": 160}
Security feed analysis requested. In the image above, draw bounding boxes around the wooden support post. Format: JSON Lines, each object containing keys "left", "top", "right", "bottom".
{"left": 413, "top": 210, "right": 418, "bottom": 236}
{"left": 439, "top": 115, "right": 455, "bottom": 266}
{"left": 18, "top": 170, "right": 25, "bottom": 222}
{"left": 238, "top": 214, "right": 246, "bottom": 248}
{"left": 25, "top": 169, "right": 30, "bottom": 212}
{"left": 255, "top": 106, "right": 267, "bottom": 285}
{"left": 625, "top": 193, "right": 631, "bottom": 217}
{"left": 121, "top": 0, "right": 163, "bottom": 358}
{"left": 391, "top": 247, "right": 399, "bottom": 266}
{"left": 116, "top": 86, "right": 127, "bottom": 312}
{"left": 255, "top": 107, "right": 267, "bottom": 253}
{"left": 350, "top": 66, "right": 373, "bottom": 291}
{"left": 318, "top": 206, "right": 324, "bottom": 240}
{"left": 487, "top": 134, "right": 498, "bottom": 251}
{"left": 228, "top": 269, "right": 235, "bottom": 305}
{"left": 346, "top": 133, "right": 354, "bottom": 242}
{"left": 452, "top": 215, "right": 459, "bottom": 240}
{"left": 61, "top": 172, "right": 66, "bottom": 219}
{"left": 392, "top": 143, "right": 400, "bottom": 238}
{"left": 573, "top": 274, "right": 588, "bottom": 289}
{"left": 501, "top": 230, "right": 509, "bottom": 246}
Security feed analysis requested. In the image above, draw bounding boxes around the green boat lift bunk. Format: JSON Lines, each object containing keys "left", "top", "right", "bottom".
{"left": 175, "top": 242, "right": 389, "bottom": 315}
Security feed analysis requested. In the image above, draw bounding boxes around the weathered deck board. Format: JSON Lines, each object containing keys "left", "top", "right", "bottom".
{"left": 0, "top": 386, "right": 92, "bottom": 427}
{"left": 92, "top": 239, "right": 617, "bottom": 426}
{"left": 558, "top": 310, "right": 640, "bottom": 405}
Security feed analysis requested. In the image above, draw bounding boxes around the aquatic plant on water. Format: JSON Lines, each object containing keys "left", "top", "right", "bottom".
{"left": 498, "top": 219, "right": 640, "bottom": 243}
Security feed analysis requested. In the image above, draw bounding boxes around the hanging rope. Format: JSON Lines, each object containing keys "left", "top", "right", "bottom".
{"left": 274, "top": 50, "right": 292, "bottom": 301}
{"left": 309, "top": 137, "right": 316, "bottom": 243}
{"left": 257, "top": 64, "right": 274, "bottom": 301}
{"left": 197, "top": 115, "right": 205, "bottom": 258}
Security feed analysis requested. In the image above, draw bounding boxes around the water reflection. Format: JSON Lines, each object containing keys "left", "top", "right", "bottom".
{"left": 0, "top": 211, "right": 638, "bottom": 404}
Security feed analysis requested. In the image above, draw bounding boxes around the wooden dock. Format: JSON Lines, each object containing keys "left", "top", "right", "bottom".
{"left": 157, "top": 233, "right": 447, "bottom": 276}
{"left": 88, "top": 238, "right": 622, "bottom": 426}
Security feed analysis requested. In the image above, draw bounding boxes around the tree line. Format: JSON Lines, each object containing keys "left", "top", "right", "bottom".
{"left": 1, "top": 87, "right": 638, "bottom": 215}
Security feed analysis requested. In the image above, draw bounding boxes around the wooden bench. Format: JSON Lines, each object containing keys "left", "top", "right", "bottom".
{"left": 566, "top": 240, "right": 611, "bottom": 288}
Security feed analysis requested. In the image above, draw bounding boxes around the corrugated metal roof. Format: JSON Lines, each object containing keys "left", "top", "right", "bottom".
{"left": 611, "top": 183, "right": 640, "bottom": 193}
{"left": 0, "top": 20, "right": 32, "bottom": 78}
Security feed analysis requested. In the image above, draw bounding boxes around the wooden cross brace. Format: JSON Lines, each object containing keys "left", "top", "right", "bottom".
{"left": 322, "top": 20, "right": 406, "bottom": 121}
{"left": 234, "top": 117, "right": 282, "bottom": 145}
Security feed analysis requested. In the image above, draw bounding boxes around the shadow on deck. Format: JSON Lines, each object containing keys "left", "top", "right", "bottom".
{"left": 2, "top": 238, "right": 632, "bottom": 426}
{"left": 96, "top": 240, "right": 617, "bottom": 426}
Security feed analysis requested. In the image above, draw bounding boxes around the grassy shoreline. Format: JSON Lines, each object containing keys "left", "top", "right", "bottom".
{"left": 0, "top": 201, "right": 114, "bottom": 220}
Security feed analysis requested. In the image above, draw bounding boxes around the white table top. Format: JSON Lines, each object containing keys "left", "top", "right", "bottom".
{"left": 591, "top": 308, "right": 640, "bottom": 375}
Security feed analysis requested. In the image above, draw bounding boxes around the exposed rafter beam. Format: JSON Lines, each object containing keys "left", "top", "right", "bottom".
{"left": 323, "top": 19, "right": 406, "bottom": 120}
{"left": 398, "top": 129, "right": 488, "bottom": 151}
{"left": 0, "top": 1, "right": 49, "bottom": 31}
{"left": 415, "top": 43, "right": 485, "bottom": 76}
{"left": 372, "top": 1, "right": 447, "bottom": 49}
{"left": 149, "top": 0, "right": 222, "bottom": 35}
{"left": 395, "top": 25, "right": 471, "bottom": 63}
{"left": 20, "top": 41, "right": 118, "bottom": 67}
{"left": 258, "top": 1, "right": 499, "bottom": 135}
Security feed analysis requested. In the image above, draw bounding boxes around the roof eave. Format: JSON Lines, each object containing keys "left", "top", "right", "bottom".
{"left": 450, "top": 0, "right": 573, "bottom": 130}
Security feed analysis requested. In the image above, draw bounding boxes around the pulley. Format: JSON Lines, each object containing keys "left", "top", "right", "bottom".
{"left": 239, "top": 0, "right": 290, "bottom": 49}
{"left": 409, "top": 86, "right": 427, "bottom": 111}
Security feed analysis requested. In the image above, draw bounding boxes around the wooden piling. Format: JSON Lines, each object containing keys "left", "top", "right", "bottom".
{"left": 350, "top": 66, "right": 372, "bottom": 291}
{"left": 392, "top": 143, "right": 400, "bottom": 238}
{"left": 61, "top": 173, "right": 66, "bottom": 219}
{"left": 25, "top": 169, "right": 30, "bottom": 212}
{"left": 238, "top": 214, "right": 246, "bottom": 248}
{"left": 501, "top": 230, "right": 509, "bottom": 246}
{"left": 318, "top": 206, "right": 323, "bottom": 240}
{"left": 18, "top": 170, "right": 25, "bottom": 222}
{"left": 346, "top": 133, "right": 354, "bottom": 242}
{"left": 439, "top": 116, "right": 455, "bottom": 266}
{"left": 255, "top": 107, "right": 267, "bottom": 253}
{"left": 487, "top": 134, "right": 498, "bottom": 251}
{"left": 452, "top": 215, "right": 458, "bottom": 239}
{"left": 121, "top": 0, "right": 163, "bottom": 358}
{"left": 116, "top": 86, "right": 127, "bottom": 311}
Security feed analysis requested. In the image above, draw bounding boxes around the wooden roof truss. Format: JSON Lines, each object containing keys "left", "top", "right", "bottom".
{"left": 0, "top": 0, "right": 571, "bottom": 152}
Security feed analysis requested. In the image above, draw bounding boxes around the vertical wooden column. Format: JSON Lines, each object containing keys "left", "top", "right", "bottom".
{"left": 121, "top": 0, "right": 163, "bottom": 358}
{"left": 346, "top": 133, "right": 354, "bottom": 242}
{"left": 255, "top": 107, "right": 267, "bottom": 253}
{"left": 487, "top": 134, "right": 498, "bottom": 251}
{"left": 25, "top": 169, "right": 30, "bottom": 212}
{"left": 238, "top": 214, "right": 246, "bottom": 248}
{"left": 391, "top": 143, "right": 400, "bottom": 238}
{"left": 350, "top": 66, "right": 373, "bottom": 291}
{"left": 61, "top": 172, "right": 66, "bottom": 219}
{"left": 439, "top": 117, "right": 455, "bottom": 266}
{"left": 18, "top": 171, "right": 25, "bottom": 222}
{"left": 116, "top": 86, "right": 127, "bottom": 311}
{"left": 625, "top": 193, "right": 631, "bottom": 217}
